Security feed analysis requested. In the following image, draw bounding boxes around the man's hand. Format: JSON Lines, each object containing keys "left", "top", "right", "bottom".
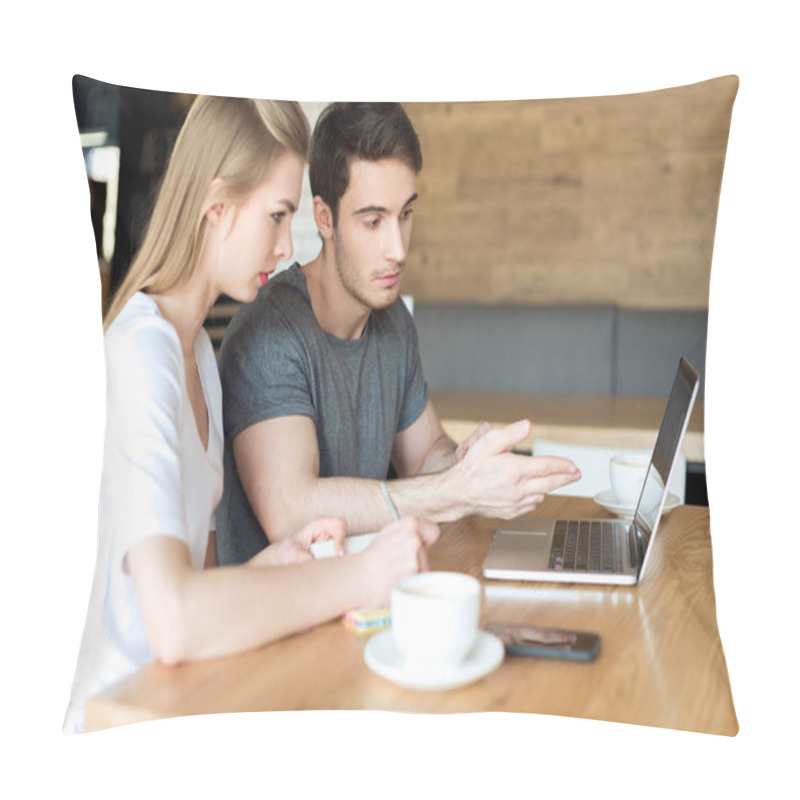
{"left": 248, "top": 517, "right": 348, "bottom": 567}
{"left": 447, "top": 419, "right": 581, "bottom": 519}
{"left": 453, "top": 421, "right": 492, "bottom": 464}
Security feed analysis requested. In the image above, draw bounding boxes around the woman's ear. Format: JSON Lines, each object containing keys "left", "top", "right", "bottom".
{"left": 204, "top": 177, "right": 229, "bottom": 225}
{"left": 313, "top": 196, "right": 335, "bottom": 241}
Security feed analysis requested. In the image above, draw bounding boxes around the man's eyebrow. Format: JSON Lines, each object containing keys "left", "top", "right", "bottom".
{"left": 279, "top": 199, "right": 298, "bottom": 213}
{"left": 352, "top": 204, "right": 387, "bottom": 216}
{"left": 352, "top": 194, "right": 419, "bottom": 216}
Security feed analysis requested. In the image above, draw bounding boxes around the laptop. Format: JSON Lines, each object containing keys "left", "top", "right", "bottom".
{"left": 482, "top": 357, "right": 700, "bottom": 586}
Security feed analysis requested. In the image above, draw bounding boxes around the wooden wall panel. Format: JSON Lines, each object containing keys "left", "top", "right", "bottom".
{"left": 403, "top": 76, "right": 738, "bottom": 309}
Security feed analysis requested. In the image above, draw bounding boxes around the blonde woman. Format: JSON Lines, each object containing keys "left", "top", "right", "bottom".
{"left": 64, "top": 95, "right": 438, "bottom": 734}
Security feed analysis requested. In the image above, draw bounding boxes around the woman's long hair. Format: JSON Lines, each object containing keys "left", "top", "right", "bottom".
{"left": 103, "top": 95, "right": 310, "bottom": 330}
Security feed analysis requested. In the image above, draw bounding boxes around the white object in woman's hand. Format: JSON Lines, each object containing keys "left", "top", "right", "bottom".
{"left": 360, "top": 517, "right": 441, "bottom": 606}
{"left": 250, "top": 517, "right": 348, "bottom": 566}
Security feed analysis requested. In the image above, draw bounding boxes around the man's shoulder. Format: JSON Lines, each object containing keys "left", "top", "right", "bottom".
{"left": 247, "top": 265, "right": 310, "bottom": 320}
{"left": 218, "top": 266, "right": 320, "bottom": 376}
{"left": 371, "top": 296, "right": 417, "bottom": 339}
{"left": 223, "top": 266, "right": 311, "bottom": 341}
{"left": 263, "top": 263, "right": 309, "bottom": 304}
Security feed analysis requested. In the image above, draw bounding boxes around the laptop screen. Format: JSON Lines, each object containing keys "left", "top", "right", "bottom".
{"left": 634, "top": 358, "right": 700, "bottom": 555}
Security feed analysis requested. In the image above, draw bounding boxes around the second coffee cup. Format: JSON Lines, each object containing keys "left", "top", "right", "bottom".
{"left": 609, "top": 452, "right": 650, "bottom": 507}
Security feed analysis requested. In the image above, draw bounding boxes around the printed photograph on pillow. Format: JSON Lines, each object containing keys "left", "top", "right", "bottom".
{"left": 66, "top": 74, "right": 738, "bottom": 736}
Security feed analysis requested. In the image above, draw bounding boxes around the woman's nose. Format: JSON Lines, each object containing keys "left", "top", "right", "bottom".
{"left": 275, "top": 227, "right": 294, "bottom": 261}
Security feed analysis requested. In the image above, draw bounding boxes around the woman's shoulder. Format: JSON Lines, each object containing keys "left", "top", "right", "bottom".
{"left": 107, "top": 293, "right": 178, "bottom": 343}
{"left": 105, "top": 293, "right": 183, "bottom": 378}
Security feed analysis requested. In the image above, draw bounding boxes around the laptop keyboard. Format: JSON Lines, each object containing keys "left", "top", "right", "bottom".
{"left": 548, "top": 519, "right": 642, "bottom": 573}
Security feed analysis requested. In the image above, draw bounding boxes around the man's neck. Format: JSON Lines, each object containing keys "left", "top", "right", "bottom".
{"left": 302, "top": 250, "right": 371, "bottom": 341}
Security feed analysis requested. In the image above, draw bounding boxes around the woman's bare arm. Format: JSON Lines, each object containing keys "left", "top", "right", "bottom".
{"left": 125, "top": 516, "right": 439, "bottom": 666}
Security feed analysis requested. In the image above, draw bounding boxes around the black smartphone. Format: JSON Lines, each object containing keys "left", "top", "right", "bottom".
{"left": 485, "top": 622, "right": 601, "bottom": 662}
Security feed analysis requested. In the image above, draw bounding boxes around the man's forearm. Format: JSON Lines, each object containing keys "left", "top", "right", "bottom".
{"left": 385, "top": 468, "right": 467, "bottom": 524}
{"left": 236, "top": 413, "right": 466, "bottom": 542}
{"left": 265, "top": 421, "right": 582, "bottom": 539}
{"left": 269, "top": 469, "right": 465, "bottom": 540}
{"left": 267, "top": 475, "right": 399, "bottom": 539}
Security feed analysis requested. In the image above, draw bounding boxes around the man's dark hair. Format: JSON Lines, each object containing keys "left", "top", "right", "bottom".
{"left": 309, "top": 102, "right": 423, "bottom": 225}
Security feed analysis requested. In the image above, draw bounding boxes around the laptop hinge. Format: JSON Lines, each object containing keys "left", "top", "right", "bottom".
{"left": 630, "top": 523, "right": 649, "bottom": 570}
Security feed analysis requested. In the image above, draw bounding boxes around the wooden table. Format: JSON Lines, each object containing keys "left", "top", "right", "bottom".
{"left": 84, "top": 496, "right": 736, "bottom": 736}
{"left": 431, "top": 391, "right": 706, "bottom": 462}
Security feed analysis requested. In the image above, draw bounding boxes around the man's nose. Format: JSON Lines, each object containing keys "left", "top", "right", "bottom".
{"left": 384, "top": 220, "right": 407, "bottom": 264}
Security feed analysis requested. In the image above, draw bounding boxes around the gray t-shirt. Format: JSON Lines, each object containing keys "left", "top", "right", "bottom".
{"left": 215, "top": 263, "right": 429, "bottom": 564}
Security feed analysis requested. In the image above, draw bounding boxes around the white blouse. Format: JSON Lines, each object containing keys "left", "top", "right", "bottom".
{"left": 64, "top": 292, "right": 223, "bottom": 734}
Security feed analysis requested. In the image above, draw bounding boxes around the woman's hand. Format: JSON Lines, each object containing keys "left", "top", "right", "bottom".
{"left": 248, "top": 516, "right": 347, "bottom": 567}
{"left": 358, "top": 517, "right": 440, "bottom": 607}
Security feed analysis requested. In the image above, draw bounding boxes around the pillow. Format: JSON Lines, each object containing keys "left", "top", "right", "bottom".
{"left": 67, "top": 77, "right": 735, "bottom": 741}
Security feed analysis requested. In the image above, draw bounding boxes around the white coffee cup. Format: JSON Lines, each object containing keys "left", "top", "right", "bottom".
{"left": 609, "top": 452, "right": 651, "bottom": 507}
{"left": 391, "top": 572, "right": 481, "bottom": 670}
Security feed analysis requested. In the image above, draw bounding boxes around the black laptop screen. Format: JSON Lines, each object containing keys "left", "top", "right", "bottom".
{"left": 635, "top": 358, "right": 700, "bottom": 549}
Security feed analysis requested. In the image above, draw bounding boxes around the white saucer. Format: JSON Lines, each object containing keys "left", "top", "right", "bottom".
{"left": 364, "top": 630, "right": 504, "bottom": 691}
{"left": 593, "top": 489, "right": 680, "bottom": 520}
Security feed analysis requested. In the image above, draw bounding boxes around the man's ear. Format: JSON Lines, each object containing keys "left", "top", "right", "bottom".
{"left": 313, "top": 196, "right": 335, "bottom": 240}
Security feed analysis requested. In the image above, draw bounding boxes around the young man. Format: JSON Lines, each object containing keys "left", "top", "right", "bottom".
{"left": 215, "top": 102, "right": 580, "bottom": 564}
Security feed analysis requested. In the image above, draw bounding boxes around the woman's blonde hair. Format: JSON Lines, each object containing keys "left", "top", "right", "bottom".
{"left": 103, "top": 95, "right": 310, "bottom": 330}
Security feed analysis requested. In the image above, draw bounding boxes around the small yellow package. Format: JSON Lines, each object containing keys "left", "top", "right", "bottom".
{"left": 342, "top": 607, "right": 391, "bottom": 635}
